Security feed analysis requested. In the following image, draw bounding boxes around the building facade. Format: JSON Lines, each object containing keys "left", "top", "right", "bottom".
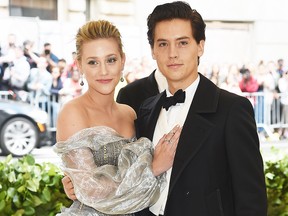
{"left": 0, "top": 0, "right": 287, "bottom": 67}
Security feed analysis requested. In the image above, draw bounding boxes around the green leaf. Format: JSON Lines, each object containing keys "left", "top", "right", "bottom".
{"left": 27, "top": 179, "right": 39, "bottom": 192}
{"left": 13, "top": 194, "right": 21, "bottom": 208}
{"left": 5, "top": 154, "right": 13, "bottom": 163}
{"left": 0, "top": 191, "right": 6, "bottom": 200}
{"left": 0, "top": 200, "right": 5, "bottom": 211}
{"left": 24, "top": 206, "right": 35, "bottom": 215}
{"left": 8, "top": 171, "right": 16, "bottom": 183}
{"left": 13, "top": 209, "right": 25, "bottom": 216}
{"left": 42, "top": 187, "right": 51, "bottom": 202}
{"left": 24, "top": 155, "right": 35, "bottom": 166}
{"left": 17, "top": 185, "right": 26, "bottom": 193}
{"left": 31, "top": 195, "right": 43, "bottom": 207}
{"left": 266, "top": 172, "right": 274, "bottom": 180}
{"left": 22, "top": 200, "right": 33, "bottom": 207}
{"left": 7, "top": 187, "right": 16, "bottom": 198}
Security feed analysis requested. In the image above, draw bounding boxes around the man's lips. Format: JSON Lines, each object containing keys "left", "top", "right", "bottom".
{"left": 167, "top": 63, "right": 182, "bottom": 69}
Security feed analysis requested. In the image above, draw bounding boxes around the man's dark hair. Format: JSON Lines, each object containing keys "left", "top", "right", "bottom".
{"left": 147, "top": 1, "right": 206, "bottom": 48}
{"left": 44, "top": 42, "right": 51, "bottom": 47}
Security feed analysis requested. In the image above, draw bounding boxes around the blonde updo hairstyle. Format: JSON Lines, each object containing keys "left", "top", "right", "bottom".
{"left": 75, "top": 20, "right": 124, "bottom": 63}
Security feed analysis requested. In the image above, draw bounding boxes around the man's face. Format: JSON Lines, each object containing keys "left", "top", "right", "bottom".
{"left": 151, "top": 18, "right": 204, "bottom": 93}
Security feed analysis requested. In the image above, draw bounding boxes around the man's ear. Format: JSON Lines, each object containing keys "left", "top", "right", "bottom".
{"left": 198, "top": 40, "right": 205, "bottom": 57}
{"left": 151, "top": 49, "right": 156, "bottom": 60}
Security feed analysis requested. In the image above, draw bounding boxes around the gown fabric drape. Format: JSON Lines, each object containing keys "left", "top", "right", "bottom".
{"left": 54, "top": 126, "right": 166, "bottom": 216}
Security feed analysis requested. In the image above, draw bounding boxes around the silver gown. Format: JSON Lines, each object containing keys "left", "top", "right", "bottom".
{"left": 54, "top": 126, "right": 166, "bottom": 216}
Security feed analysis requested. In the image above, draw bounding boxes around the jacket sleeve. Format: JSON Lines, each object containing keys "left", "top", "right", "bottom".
{"left": 225, "top": 96, "right": 267, "bottom": 215}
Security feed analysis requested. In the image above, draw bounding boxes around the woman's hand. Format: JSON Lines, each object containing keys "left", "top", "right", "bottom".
{"left": 152, "top": 124, "right": 182, "bottom": 176}
{"left": 62, "top": 175, "right": 77, "bottom": 200}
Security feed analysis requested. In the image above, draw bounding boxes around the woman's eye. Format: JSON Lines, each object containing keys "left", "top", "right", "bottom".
{"left": 88, "top": 60, "right": 98, "bottom": 65}
{"left": 107, "top": 57, "right": 117, "bottom": 64}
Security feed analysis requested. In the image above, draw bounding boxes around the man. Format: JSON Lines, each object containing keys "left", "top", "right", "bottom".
{"left": 116, "top": 68, "right": 166, "bottom": 115}
{"left": 135, "top": 1, "right": 267, "bottom": 215}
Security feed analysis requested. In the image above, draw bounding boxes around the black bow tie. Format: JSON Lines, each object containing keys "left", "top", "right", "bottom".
{"left": 162, "top": 89, "right": 186, "bottom": 111}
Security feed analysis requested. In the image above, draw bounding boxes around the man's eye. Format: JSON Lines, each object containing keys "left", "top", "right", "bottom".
{"left": 179, "top": 41, "right": 188, "bottom": 46}
{"left": 107, "top": 57, "right": 117, "bottom": 64}
{"left": 159, "top": 42, "right": 167, "bottom": 47}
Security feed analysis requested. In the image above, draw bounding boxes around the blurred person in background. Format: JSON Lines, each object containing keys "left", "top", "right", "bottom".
{"left": 278, "top": 70, "right": 288, "bottom": 139}
{"left": 27, "top": 56, "right": 53, "bottom": 111}
{"left": 276, "top": 58, "right": 285, "bottom": 77}
{"left": 0, "top": 33, "right": 17, "bottom": 90}
{"left": 239, "top": 67, "right": 259, "bottom": 93}
{"left": 23, "top": 39, "right": 39, "bottom": 69}
{"left": 58, "top": 68, "right": 83, "bottom": 105}
{"left": 7, "top": 45, "right": 31, "bottom": 100}
{"left": 50, "top": 65, "right": 63, "bottom": 143}
{"left": 42, "top": 42, "right": 59, "bottom": 72}
{"left": 64, "top": 51, "right": 77, "bottom": 79}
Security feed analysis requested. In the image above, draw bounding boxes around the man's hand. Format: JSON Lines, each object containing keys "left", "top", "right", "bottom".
{"left": 62, "top": 175, "right": 77, "bottom": 200}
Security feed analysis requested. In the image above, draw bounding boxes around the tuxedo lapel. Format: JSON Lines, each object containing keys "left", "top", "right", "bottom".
{"left": 168, "top": 73, "right": 221, "bottom": 195}
{"left": 135, "top": 91, "right": 166, "bottom": 140}
{"left": 147, "top": 69, "right": 159, "bottom": 95}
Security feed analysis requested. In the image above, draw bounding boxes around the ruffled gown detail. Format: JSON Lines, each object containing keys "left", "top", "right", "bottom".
{"left": 54, "top": 126, "right": 166, "bottom": 216}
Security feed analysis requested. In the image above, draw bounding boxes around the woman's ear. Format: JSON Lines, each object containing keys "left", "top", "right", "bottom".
{"left": 75, "top": 59, "right": 82, "bottom": 73}
{"left": 121, "top": 53, "right": 126, "bottom": 71}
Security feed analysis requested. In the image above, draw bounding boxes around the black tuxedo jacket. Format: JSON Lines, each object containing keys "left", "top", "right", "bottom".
{"left": 116, "top": 70, "right": 159, "bottom": 115}
{"left": 135, "top": 73, "right": 267, "bottom": 216}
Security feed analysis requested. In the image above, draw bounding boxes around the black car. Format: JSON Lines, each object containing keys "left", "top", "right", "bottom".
{"left": 0, "top": 99, "right": 52, "bottom": 156}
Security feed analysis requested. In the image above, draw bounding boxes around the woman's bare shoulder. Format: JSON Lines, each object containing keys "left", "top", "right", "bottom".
{"left": 117, "top": 103, "right": 137, "bottom": 120}
{"left": 57, "top": 98, "right": 87, "bottom": 141}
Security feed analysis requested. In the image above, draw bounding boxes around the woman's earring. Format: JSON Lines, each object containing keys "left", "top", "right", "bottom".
{"left": 80, "top": 74, "right": 84, "bottom": 86}
{"left": 120, "top": 76, "right": 124, "bottom": 82}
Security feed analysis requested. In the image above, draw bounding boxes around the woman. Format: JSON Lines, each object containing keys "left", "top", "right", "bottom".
{"left": 54, "top": 20, "right": 180, "bottom": 215}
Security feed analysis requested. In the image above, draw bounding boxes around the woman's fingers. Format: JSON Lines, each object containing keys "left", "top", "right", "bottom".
{"left": 163, "top": 124, "right": 182, "bottom": 146}
{"left": 62, "top": 175, "right": 77, "bottom": 200}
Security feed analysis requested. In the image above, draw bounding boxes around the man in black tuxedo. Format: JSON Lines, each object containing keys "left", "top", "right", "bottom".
{"left": 132, "top": 1, "right": 267, "bottom": 216}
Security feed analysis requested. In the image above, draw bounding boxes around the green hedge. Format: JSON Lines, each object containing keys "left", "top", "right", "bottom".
{"left": 0, "top": 154, "right": 72, "bottom": 216}
{"left": 0, "top": 153, "right": 288, "bottom": 215}
{"left": 265, "top": 153, "right": 288, "bottom": 216}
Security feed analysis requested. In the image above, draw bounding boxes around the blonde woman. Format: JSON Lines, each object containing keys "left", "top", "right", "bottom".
{"left": 54, "top": 20, "right": 181, "bottom": 215}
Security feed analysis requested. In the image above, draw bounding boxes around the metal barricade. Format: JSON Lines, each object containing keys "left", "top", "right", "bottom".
{"left": 0, "top": 90, "right": 14, "bottom": 100}
{"left": 1, "top": 90, "right": 288, "bottom": 139}
{"left": 241, "top": 92, "right": 288, "bottom": 139}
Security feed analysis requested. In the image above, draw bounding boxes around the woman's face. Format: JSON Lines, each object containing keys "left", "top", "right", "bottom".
{"left": 77, "top": 38, "right": 125, "bottom": 95}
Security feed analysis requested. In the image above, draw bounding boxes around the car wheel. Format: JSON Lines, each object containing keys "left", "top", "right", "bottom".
{"left": 0, "top": 117, "right": 39, "bottom": 156}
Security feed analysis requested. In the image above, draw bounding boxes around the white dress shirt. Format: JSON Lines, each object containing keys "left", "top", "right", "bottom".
{"left": 154, "top": 68, "right": 168, "bottom": 93}
{"left": 150, "top": 75, "right": 200, "bottom": 215}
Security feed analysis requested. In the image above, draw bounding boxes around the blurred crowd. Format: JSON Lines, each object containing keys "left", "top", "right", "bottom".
{"left": 0, "top": 33, "right": 83, "bottom": 104}
{"left": 0, "top": 33, "right": 287, "bottom": 140}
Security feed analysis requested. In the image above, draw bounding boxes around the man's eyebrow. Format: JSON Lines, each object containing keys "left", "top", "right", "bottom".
{"left": 156, "top": 38, "right": 167, "bottom": 42}
{"left": 156, "top": 36, "right": 191, "bottom": 42}
{"left": 176, "top": 36, "right": 190, "bottom": 40}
